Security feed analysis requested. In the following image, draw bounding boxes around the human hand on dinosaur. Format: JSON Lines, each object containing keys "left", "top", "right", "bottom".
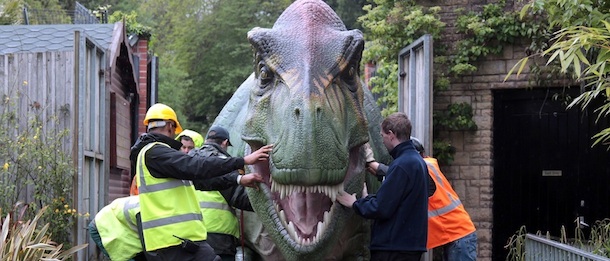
{"left": 239, "top": 173, "right": 263, "bottom": 188}
{"left": 366, "top": 161, "right": 379, "bottom": 176}
{"left": 336, "top": 190, "right": 357, "bottom": 207}
{"left": 244, "top": 144, "right": 274, "bottom": 165}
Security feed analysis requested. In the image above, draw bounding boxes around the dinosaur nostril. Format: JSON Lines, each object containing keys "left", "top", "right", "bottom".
{"left": 295, "top": 108, "right": 300, "bottom": 118}
{"left": 316, "top": 107, "right": 322, "bottom": 117}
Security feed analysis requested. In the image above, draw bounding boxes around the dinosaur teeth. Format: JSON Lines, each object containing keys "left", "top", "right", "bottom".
{"left": 279, "top": 209, "right": 288, "bottom": 228}
{"left": 323, "top": 210, "right": 330, "bottom": 224}
{"left": 271, "top": 182, "right": 344, "bottom": 201}
{"left": 276, "top": 206, "right": 335, "bottom": 246}
{"left": 287, "top": 221, "right": 297, "bottom": 240}
{"left": 271, "top": 182, "right": 343, "bottom": 245}
{"left": 316, "top": 221, "right": 323, "bottom": 240}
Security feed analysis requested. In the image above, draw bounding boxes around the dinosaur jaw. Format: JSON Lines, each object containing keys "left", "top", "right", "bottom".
{"left": 247, "top": 144, "right": 364, "bottom": 251}
{"left": 271, "top": 179, "right": 341, "bottom": 245}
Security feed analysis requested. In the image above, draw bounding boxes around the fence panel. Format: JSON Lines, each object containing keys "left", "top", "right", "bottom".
{"left": 525, "top": 234, "right": 609, "bottom": 261}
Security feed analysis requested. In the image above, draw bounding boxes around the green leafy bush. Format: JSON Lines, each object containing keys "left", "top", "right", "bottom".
{"left": 360, "top": 0, "right": 445, "bottom": 116}
{"left": 0, "top": 89, "right": 77, "bottom": 246}
{"left": 434, "top": 102, "right": 478, "bottom": 131}
{"left": 432, "top": 140, "right": 456, "bottom": 165}
{"left": 452, "top": 0, "right": 529, "bottom": 76}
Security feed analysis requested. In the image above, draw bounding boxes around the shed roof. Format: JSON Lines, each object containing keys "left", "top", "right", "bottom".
{"left": 0, "top": 24, "right": 115, "bottom": 55}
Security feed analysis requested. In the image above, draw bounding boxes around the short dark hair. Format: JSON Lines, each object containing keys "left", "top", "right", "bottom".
{"left": 381, "top": 112, "right": 412, "bottom": 142}
{"left": 179, "top": 135, "right": 193, "bottom": 143}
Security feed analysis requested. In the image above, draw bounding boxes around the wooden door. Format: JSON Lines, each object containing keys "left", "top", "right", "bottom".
{"left": 492, "top": 88, "right": 610, "bottom": 260}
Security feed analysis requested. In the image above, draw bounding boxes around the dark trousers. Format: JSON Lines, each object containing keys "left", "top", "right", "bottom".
{"left": 135, "top": 213, "right": 220, "bottom": 261}
{"left": 370, "top": 250, "right": 424, "bottom": 261}
{"left": 144, "top": 241, "right": 221, "bottom": 261}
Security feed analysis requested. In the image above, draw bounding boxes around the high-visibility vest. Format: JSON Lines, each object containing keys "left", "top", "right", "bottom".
{"left": 94, "top": 196, "right": 142, "bottom": 261}
{"left": 425, "top": 157, "right": 476, "bottom": 249}
{"left": 196, "top": 191, "right": 240, "bottom": 238}
{"left": 136, "top": 142, "right": 207, "bottom": 251}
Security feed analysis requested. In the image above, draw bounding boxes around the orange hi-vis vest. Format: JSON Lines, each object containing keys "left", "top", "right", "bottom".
{"left": 425, "top": 157, "right": 476, "bottom": 249}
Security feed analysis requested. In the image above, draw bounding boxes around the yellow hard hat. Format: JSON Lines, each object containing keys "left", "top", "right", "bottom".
{"left": 143, "top": 103, "right": 183, "bottom": 134}
{"left": 176, "top": 129, "right": 204, "bottom": 148}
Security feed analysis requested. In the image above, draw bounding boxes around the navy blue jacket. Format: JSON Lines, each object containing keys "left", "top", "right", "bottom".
{"left": 353, "top": 140, "right": 428, "bottom": 252}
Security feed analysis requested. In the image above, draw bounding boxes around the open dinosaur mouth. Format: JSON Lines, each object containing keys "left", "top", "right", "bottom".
{"left": 248, "top": 144, "right": 363, "bottom": 246}
{"left": 271, "top": 178, "right": 342, "bottom": 245}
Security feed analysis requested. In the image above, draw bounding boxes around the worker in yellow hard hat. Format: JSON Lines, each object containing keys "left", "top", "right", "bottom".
{"left": 124, "top": 103, "right": 273, "bottom": 261}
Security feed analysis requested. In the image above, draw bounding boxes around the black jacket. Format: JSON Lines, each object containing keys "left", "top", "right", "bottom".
{"left": 188, "top": 141, "right": 254, "bottom": 256}
{"left": 189, "top": 142, "right": 253, "bottom": 211}
{"left": 129, "top": 133, "right": 245, "bottom": 181}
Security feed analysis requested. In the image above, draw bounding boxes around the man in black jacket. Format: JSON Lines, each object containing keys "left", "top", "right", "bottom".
{"left": 189, "top": 125, "right": 255, "bottom": 261}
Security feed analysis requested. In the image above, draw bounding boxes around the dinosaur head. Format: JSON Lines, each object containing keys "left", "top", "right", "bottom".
{"left": 242, "top": 0, "right": 369, "bottom": 259}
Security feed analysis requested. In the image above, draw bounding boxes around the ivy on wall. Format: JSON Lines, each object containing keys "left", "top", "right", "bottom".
{"left": 361, "top": 0, "right": 552, "bottom": 164}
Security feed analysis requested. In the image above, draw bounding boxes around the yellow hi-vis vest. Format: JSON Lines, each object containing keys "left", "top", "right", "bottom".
{"left": 136, "top": 142, "right": 207, "bottom": 251}
{"left": 196, "top": 191, "right": 240, "bottom": 238}
{"left": 94, "top": 196, "right": 142, "bottom": 261}
{"left": 425, "top": 157, "right": 476, "bottom": 249}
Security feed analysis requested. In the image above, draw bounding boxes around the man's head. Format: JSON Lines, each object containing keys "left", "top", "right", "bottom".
{"left": 206, "top": 126, "right": 232, "bottom": 149}
{"left": 143, "top": 103, "right": 183, "bottom": 138}
{"left": 176, "top": 129, "right": 204, "bottom": 153}
{"left": 380, "top": 112, "right": 412, "bottom": 151}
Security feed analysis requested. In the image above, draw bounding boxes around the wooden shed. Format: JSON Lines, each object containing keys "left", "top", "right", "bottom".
{"left": 0, "top": 22, "right": 144, "bottom": 259}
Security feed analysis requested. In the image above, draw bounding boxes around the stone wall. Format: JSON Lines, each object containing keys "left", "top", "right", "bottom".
{"left": 417, "top": 1, "right": 534, "bottom": 260}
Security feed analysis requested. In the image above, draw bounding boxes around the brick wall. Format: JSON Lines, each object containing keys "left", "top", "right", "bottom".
{"left": 126, "top": 36, "right": 151, "bottom": 198}
{"left": 133, "top": 37, "right": 150, "bottom": 135}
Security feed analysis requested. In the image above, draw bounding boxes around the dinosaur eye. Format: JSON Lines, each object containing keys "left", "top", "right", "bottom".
{"left": 257, "top": 61, "right": 274, "bottom": 87}
{"left": 342, "top": 65, "right": 359, "bottom": 92}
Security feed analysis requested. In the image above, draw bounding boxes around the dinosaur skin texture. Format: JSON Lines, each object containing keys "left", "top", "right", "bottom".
{"left": 213, "top": 0, "right": 391, "bottom": 260}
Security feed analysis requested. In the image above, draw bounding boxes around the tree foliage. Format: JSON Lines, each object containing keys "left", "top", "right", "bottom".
{"left": 23, "top": 0, "right": 71, "bottom": 24}
{"left": 511, "top": 0, "right": 610, "bottom": 147}
{"left": 159, "top": 0, "right": 291, "bottom": 130}
{"left": 133, "top": 0, "right": 366, "bottom": 131}
{"left": 0, "top": 0, "right": 22, "bottom": 25}
{"left": 358, "top": 0, "right": 445, "bottom": 115}
{"left": 325, "top": 0, "right": 368, "bottom": 30}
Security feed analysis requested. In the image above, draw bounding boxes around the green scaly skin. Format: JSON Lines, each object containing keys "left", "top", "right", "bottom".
{"left": 213, "top": 0, "right": 391, "bottom": 260}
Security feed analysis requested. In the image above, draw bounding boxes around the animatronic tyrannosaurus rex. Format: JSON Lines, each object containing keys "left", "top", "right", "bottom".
{"left": 213, "top": 0, "right": 391, "bottom": 260}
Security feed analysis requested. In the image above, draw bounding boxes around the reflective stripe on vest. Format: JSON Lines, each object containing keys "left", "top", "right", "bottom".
{"left": 197, "top": 191, "right": 240, "bottom": 238}
{"left": 427, "top": 162, "right": 462, "bottom": 218}
{"left": 200, "top": 201, "right": 232, "bottom": 211}
{"left": 137, "top": 142, "right": 207, "bottom": 251}
{"left": 137, "top": 148, "right": 191, "bottom": 194}
{"left": 425, "top": 158, "right": 476, "bottom": 249}
{"left": 141, "top": 213, "right": 204, "bottom": 230}
{"left": 94, "top": 196, "right": 142, "bottom": 261}
{"left": 123, "top": 198, "right": 140, "bottom": 231}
